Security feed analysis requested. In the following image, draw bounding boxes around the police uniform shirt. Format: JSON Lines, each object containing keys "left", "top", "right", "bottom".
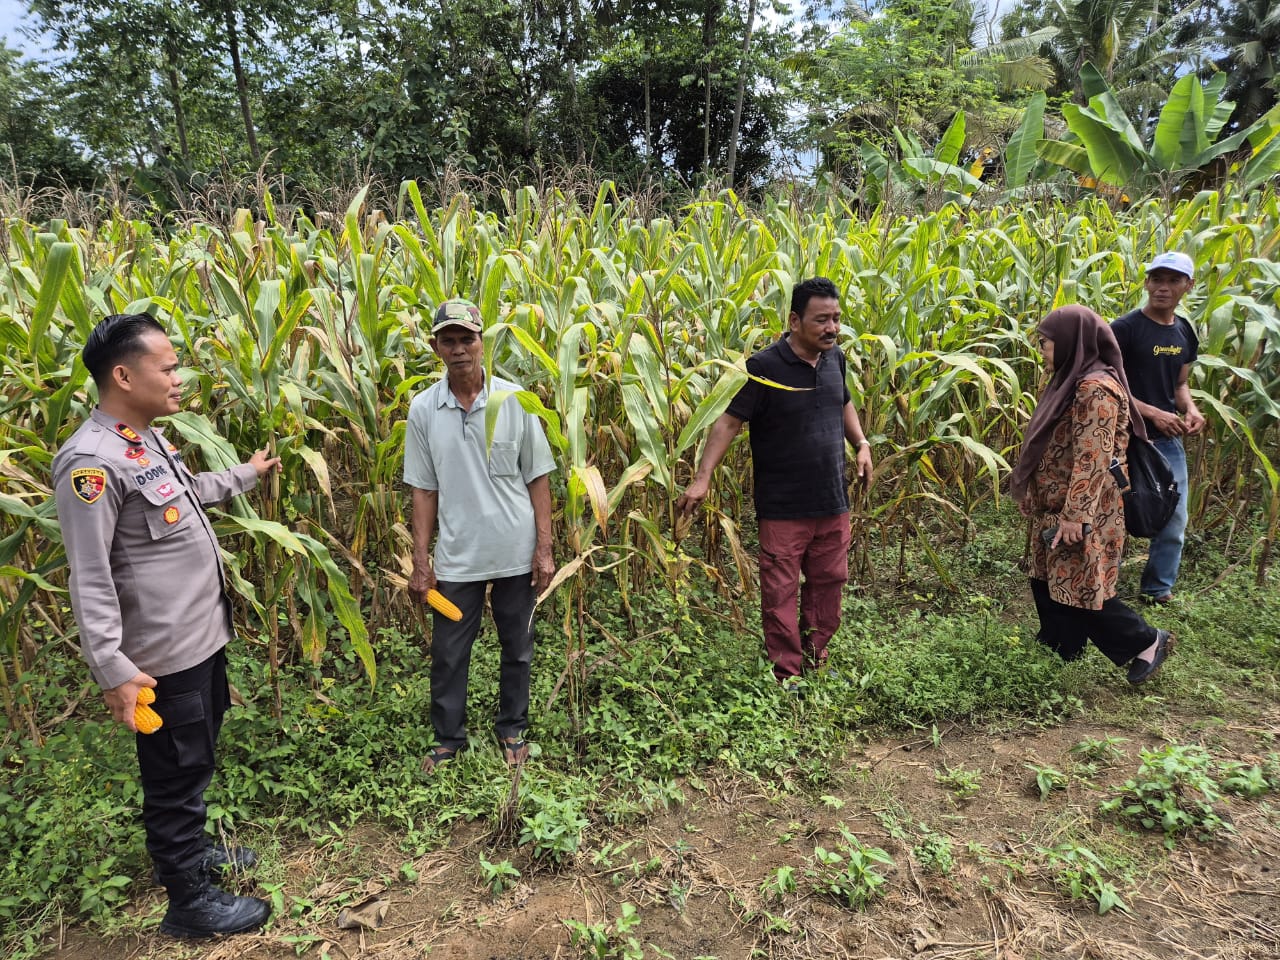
{"left": 52, "top": 408, "right": 260, "bottom": 690}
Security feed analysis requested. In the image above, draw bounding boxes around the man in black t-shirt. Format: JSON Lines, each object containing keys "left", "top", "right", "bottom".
{"left": 676, "top": 277, "right": 874, "bottom": 683}
{"left": 1111, "top": 251, "right": 1206, "bottom": 603}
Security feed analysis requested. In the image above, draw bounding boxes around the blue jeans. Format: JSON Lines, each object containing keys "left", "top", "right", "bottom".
{"left": 1141, "top": 435, "right": 1188, "bottom": 599}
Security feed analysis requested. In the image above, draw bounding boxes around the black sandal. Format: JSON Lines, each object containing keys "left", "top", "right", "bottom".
{"left": 499, "top": 736, "right": 529, "bottom": 766}
{"left": 421, "top": 745, "right": 458, "bottom": 774}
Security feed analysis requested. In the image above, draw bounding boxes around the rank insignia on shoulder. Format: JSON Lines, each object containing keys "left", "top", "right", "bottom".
{"left": 125, "top": 446, "right": 145, "bottom": 460}
{"left": 163, "top": 506, "right": 180, "bottom": 524}
{"left": 115, "top": 423, "right": 141, "bottom": 443}
{"left": 71, "top": 467, "right": 107, "bottom": 504}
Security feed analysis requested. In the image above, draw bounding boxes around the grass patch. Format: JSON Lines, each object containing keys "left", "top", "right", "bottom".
{"left": 2, "top": 512, "right": 1276, "bottom": 954}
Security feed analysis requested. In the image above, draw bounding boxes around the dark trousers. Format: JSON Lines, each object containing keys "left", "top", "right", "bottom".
{"left": 430, "top": 575, "right": 536, "bottom": 751}
{"left": 137, "top": 648, "right": 229, "bottom": 883}
{"left": 1030, "top": 579, "right": 1155, "bottom": 667}
{"left": 758, "top": 515, "right": 851, "bottom": 680}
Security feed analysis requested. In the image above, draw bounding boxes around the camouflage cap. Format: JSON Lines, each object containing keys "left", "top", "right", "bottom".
{"left": 431, "top": 298, "right": 483, "bottom": 334}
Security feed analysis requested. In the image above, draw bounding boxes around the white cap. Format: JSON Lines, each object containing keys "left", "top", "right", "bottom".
{"left": 1145, "top": 251, "right": 1194, "bottom": 278}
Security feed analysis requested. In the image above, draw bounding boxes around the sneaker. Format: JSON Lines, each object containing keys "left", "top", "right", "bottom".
{"left": 1128, "top": 630, "right": 1175, "bottom": 685}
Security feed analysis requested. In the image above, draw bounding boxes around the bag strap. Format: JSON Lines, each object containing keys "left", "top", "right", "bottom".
{"left": 1109, "top": 426, "right": 1131, "bottom": 491}
{"left": 1109, "top": 456, "right": 1130, "bottom": 491}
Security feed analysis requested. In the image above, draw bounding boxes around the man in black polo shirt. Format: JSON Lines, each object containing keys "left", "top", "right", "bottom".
{"left": 677, "top": 277, "right": 874, "bottom": 683}
{"left": 1111, "top": 251, "right": 1206, "bottom": 603}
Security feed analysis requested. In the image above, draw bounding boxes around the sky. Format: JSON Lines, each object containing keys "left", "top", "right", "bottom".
{"left": 0, "top": 0, "right": 48, "bottom": 59}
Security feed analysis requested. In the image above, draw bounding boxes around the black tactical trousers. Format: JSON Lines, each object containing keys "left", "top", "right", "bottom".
{"left": 430, "top": 575, "right": 536, "bottom": 752}
{"left": 1030, "top": 579, "right": 1156, "bottom": 667}
{"left": 136, "top": 647, "right": 229, "bottom": 881}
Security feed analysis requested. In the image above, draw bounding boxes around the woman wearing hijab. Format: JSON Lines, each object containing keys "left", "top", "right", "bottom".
{"left": 1011, "top": 306, "right": 1174, "bottom": 684}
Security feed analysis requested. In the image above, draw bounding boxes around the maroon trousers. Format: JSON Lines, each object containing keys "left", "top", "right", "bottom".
{"left": 758, "top": 514, "right": 851, "bottom": 680}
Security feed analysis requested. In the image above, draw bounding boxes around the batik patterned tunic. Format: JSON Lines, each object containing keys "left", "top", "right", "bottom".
{"left": 1027, "top": 374, "right": 1130, "bottom": 610}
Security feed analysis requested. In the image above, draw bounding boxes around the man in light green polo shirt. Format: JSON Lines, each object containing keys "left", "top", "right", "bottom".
{"left": 404, "top": 298, "right": 557, "bottom": 773}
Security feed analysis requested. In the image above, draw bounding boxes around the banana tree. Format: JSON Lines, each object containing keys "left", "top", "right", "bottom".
{"left": 1037, "top": 63, "right": 1280, "bottom": 191}
{"left": 860, "top": 112, "right": 987, "bottom": 205}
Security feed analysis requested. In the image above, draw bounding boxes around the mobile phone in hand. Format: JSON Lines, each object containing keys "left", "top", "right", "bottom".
{"left": 1042, "top": 522, "right": 1092, "bottom": 546}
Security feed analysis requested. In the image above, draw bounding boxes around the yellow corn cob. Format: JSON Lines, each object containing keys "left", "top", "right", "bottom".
{"left": 134, "top": 686, "right": 163, "bottom": 734}
{"left": 426, "top": 588, "right": 463, "bottom": 621}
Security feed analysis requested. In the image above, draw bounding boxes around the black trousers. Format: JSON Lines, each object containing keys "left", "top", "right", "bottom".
{"left": 1030, "top": 579, "right": 1155, "bottom": 667}
{"left": 136, "top": 648, "right": 229, "bottom": 883}
{"left": 430, "top": 575, "right": 536, "bottom": 751}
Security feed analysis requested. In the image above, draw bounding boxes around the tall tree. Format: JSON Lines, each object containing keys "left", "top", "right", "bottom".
{"left": 1208, "top": 0, "right": 1280, "bottom": 129}
{"left": 215, "top": 0, "right": 260, "bottom": 163}
{"left": 789, "top": 0, "right": 1031, "bottom": 165}
{"left": 27, "top": 0, "right": 217, "bottom": 168}
{"left": 582, "top": 12, "right": 790, "bottom": 186}
{"left": 0, "top": 43, "right": 98, "bottom": 188}
{"left": 725, "top": 0, "right": 758, "bottom": 184}
{"left": 1001, "top": 0, "right": 1203, "bottom": 108}
{"left": 701, "top": 0, "right": 724, "bottom": 174}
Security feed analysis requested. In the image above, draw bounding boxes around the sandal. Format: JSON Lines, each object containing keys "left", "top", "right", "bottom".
{"left": 499, "top": 736, "right": 530, "bottom": 766}
{"left": 421, "top": 745, "right": 458, "bottom": 774}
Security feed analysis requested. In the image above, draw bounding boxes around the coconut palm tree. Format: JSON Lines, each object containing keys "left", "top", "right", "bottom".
{"left": 1212, "top": 0, "right": 1280, "bottom": 129}
{"left": 1001, "top": 0, "right": 1205, "bottom": 110}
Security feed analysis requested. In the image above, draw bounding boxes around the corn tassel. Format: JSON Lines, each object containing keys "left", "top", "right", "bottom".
{"left": 134, "top": 686, "right": 163, "bottom": 734}
{"left": 426, "top": 589, "right": 463, "bottom": 621}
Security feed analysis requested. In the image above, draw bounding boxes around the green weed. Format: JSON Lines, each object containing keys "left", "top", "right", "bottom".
{"left": 1026, "top": 763, "right": 1069, "bottom": 800}
{"left": 520, "top": 789, "right": 590, "bottom": 864}
{"left": 1038, "top": 843, "right": 1129, "bottom": 915}
{"left": 477, "top": 857, "right": 521, "bottom": 897}
{"left": 1070, "top": 736, "right": 1128, "bottom": 764}
{"left": 564, "top": 902, "right": 645, "bottom": 960}
{"left": 936, "top": 766, "right": 983, "bottom": 801}
{"left": 805, "top": 826, "right": 894, "bottom": 909}
{"left": 1218, "top": 762, "right": 1275, "bottom": 799}
{"left": 759, "top": 865, "right": 798, "bottom": 901}
{"left": 1099, "top": 743, "right": 1229, "bottom": 845}
{"left": 913, "top": 829, "right": 955, "bottom": 875}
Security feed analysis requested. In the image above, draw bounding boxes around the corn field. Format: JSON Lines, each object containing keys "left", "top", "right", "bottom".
{"left": 2, "top": 182, "right": 1278, "bottom": 737}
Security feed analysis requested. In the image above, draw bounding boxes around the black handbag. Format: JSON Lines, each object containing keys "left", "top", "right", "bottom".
{"left": 1109, "top": 436, "right": 1179, "bottom": 538}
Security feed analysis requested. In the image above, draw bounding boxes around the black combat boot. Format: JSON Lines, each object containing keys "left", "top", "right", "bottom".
{"left": 159, "top": 868, "right": 271, "bottom": 938}
{"left": 152, "top": 844, "right": 258, "bottom": 885}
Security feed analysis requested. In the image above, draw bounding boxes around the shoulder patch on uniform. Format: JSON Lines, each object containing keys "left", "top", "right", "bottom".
{"left": 114, "top": 423, "right": 142, "bottom": 443}
{"left": 163, "top": 506, "right": 180, "bottom": 524}
{"left": 71, "top": 467, "right": 107, "bottom": 504}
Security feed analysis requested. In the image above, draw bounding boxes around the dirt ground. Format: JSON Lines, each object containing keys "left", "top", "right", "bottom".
{"left": 43, "top": 711, "right": 1280, "bottom": 960}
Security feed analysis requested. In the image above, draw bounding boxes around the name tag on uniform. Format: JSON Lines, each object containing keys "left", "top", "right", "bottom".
{"left": 134, "top": 464, "right": 171, "bottom": 488}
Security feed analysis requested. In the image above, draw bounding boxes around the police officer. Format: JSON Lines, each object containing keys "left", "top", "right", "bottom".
{"left": 52, "top": 314, "right": 279, "bottom": 938}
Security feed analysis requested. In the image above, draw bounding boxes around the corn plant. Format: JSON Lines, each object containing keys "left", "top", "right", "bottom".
{"left": 2, "top": 181, "right": 1278, "bottom": 740}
